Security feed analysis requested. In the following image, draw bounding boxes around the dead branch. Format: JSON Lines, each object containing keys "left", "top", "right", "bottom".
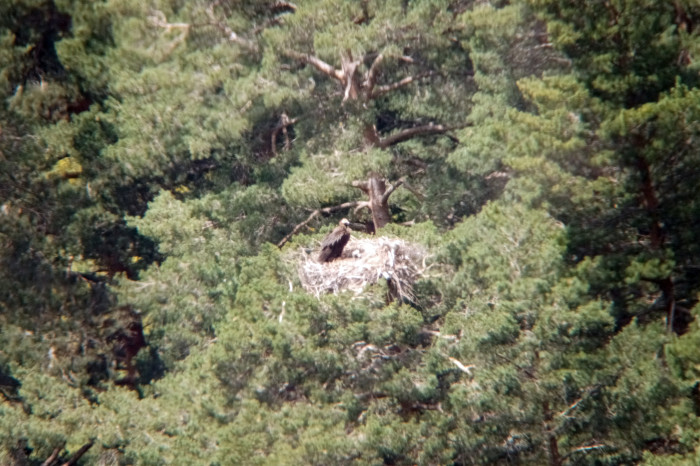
{"left": 371, "top": 71, "right": 435, "bottom": 99}
{"left": 270, "top": 113, "right": 299, "bottom": 156}
{"left": 352, "top": 179, "right": 370, "bottom": 194}
{"left": 147, "top": 10, "right": 190, "bottom": 56}
{"left": 273, "top": 1, "right": 298, "bottom": 12}
{"left": 561, "top": 444, "right": 608, "bottom": 461}
{"left": 449, "top": 357, "right": 475, "bottom": 375}
{"left": 419, "top": 329, "right": 460, "bottom": 341}
{"left": 378, "top": 123, "right": 448, "bottom": 148}
{"left": 206, "top": 1, "right": 258, "bottom": 51}
{"left": 41, "top": 446, "right": 62, "bottom": 466}
{"left": 341, "top": 51, "right": 361, "bottom": 101}
{"left": 148, "top": 10, "right": 190, "bottom": 31}
{"left": 285, "top": 50, "right": 345, "bottom": 81}
{"left": 61, "top": 441, "right": 93, "bottom": 466}
{"left": 381, "top": 176, "right": 405, "bottom": 203}
{"left": 364, "top": 53, "right": 384, "bottom": 98}
{"left": 277, "top": 201, "right": 365, "bottom": 248}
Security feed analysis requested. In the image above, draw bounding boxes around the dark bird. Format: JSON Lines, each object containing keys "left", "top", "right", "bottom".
{"left": 318, "top": 218, "right": 351, "bottom": 262}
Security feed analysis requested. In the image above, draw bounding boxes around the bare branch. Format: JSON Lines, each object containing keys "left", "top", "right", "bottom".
{"left": 285, "top": 50, "right": 345, "bottom": 81}
{"left": 270, "top": 113, "right": 299, "bottom": 156}
{"left": 41, "top": 446, "right": 62, "bottom": 466}
{"left": 378, "top": 123, "right": 448, "bottom": 148}
{"left": 148, "top": 10, "right": 190, "bottom": 31}
{"left": 364, "top": 53, "right": 384, "bottom": 98}
{"left": 340, "top": 52, "right": 361, "bottom": 101}
{"left": 562, "top": 444, "right": 608, "bottom": 460}
{"left": 147, "top": 10, "right": 190, "bottom": 56}
{"left": 559, "top": 397, "right": 583, "bottom": 418}
{"left": 381, "top": 176, "right": 405, "bottom": 203}
{"left": 420, "top": 329, "right": 460, "bottom": 341}
{"left": 61, "top": 441, "right": 94, "bottom": 466}
{"left": 353, "top": 201, "right": 371, "bottom": 214}
{"left": 277, "top": 201, "right": 364, "bottom": 248}
{"left": 449, "top": 357, "right": 475, "bottom": 375}
{"left": 273, "top": 1, "right": 298, "bottom": 12}
{"left": 352, "top": 179, "right": 371, "bottom": 194}
{"left": 371, "top": 71, "right": 435, "bottom": 99}
{"left": 205, "top": 2, "right": 258, "bottom": 51}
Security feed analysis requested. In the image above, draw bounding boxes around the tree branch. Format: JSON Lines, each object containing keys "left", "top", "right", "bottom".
{"left": 448, "top": 357, "right": 475, "bottom": 375}
{"left": 270, "top": 113, "right": 299, "bottom": 156}
{"left": 561, "top": 444, "right": 608, "bottom": 460}
{"left": 378, "top": 123, "right": 449, "bottom": 148}
{"left": 41, "top": 446, "right": 62, "bottom": 466}
{"left": 147, "top": 10, "right": 190, "bottom": 56}
{"left": 61, "top": 441, "right": 94, "bottom": 466}
{"left": 340, "top": 51, "right": 361, "bottom": 101}
{"left": 381, "top": 176, "right": 405, "bottom": 203}
{"left": 371, "top": 71, "right": 435, "bottom": 99}
{"left": 352, "top": 179, "right": 370, "bottom": 194}
{"left": 277, "top": 201, "right": 364, "bottom": 248}
{"left": 205, "top": 1, "right": 258, "bottom": 51}
{"left": 148, "top": 10, "right": 190, "bottom": 31}
{"left": 285, "top": 50, "right": 345, "bottom": 81}
{"left": 364, "top": 53, "right": 384, "bottom": 98}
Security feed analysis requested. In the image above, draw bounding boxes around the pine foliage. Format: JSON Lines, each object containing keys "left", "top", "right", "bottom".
{"left": 2, "top": 0, "right": 700, "bottom": 464}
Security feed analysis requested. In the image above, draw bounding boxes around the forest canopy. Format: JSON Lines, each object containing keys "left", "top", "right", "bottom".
{"left": 1, "top": 0, "right": 700, "bottom": 464}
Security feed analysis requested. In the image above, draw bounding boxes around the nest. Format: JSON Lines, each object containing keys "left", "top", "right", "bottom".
{"left": 298, "top": 236, "right": 428, "bottom": 302}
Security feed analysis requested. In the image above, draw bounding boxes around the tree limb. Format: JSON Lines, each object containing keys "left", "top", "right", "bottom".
{"left": 341, "top": 51, "right": 361, "bottom": 101}
{"left": 148, "top": 10, "right": 190, "bottom": 31}
{"left": 448, "top": 357, "right": 475, "bottom": 375}
{"left": 61, "top": 441, "right": 93, "bottom": 466}
{"left": 364, "top": 53, "right": 384, "bottom": 98}
{"left": 147, "top": 10, "right": 190, "bottom": 56}
{"left": 270, "top": 113, "right": 299, "bottom": 156}
{"left": 277, "top": 201, "right": 364, "bottom": 248}
{"left": 381, "top": 176, "right": 405, "bottom": 203}
{"left": 285, "top": 50, "right": 345, "bottom": 81}
{"left": 561, "top": 444, "right": 608, "bottom": 460}
{"left": 205, "top": 1, "right": 258, "bottom": 51}
{"left": 371, "top": 71, "right": 435, "bottom": 99}
{"left": 351, "top": 179, "right": 370, "bottom": 194}
{"left": 41, "top": 446, "right": 62, "bottom": 466}
{"left": 378, "top": 123, "right": 449, "bottom": 148}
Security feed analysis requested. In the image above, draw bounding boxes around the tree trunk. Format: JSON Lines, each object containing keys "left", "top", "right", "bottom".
{"left": 353, "top": 176, "right": 392, "bottom": 230}
{"left": 543, "top": 401, "right": 562, "bottom": 466}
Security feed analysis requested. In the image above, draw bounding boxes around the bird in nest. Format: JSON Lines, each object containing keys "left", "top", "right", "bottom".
{"left": 318, "top": 218, "right": 351, "bottom": 263}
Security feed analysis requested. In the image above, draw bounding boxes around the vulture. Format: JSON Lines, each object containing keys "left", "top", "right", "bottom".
{"left": 318, "top": 218, "right": 351, "bottom": 262}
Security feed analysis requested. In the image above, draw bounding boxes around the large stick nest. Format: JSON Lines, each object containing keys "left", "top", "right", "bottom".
{"left": 298, "top": 236, "right": 428, "bottom": 301}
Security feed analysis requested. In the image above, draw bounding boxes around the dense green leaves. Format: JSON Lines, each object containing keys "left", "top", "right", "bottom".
{"left": 2, "top": 0, "right": 700, "bottom": 464}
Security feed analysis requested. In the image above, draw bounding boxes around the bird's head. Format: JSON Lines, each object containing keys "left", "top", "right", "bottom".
{"left": 340, "top": 218, "right": 350, "bottom": 227}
